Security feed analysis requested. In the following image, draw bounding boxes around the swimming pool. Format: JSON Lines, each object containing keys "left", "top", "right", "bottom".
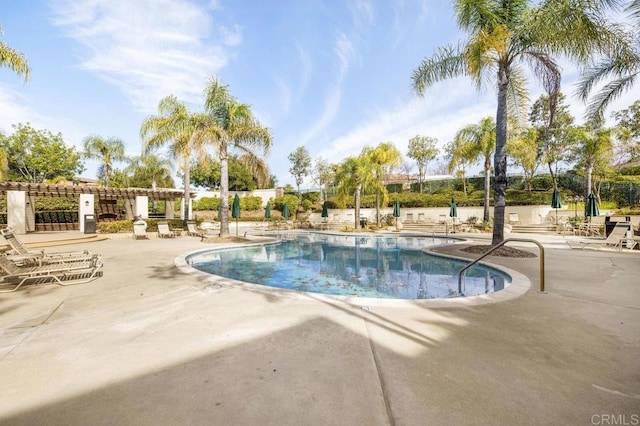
{"left": 186, "top": 233, "right": 512, "bottom": 300}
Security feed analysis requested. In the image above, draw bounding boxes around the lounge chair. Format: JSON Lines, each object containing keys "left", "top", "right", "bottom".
{"left": 157, "top": 222, "right": 177, "bottom": 238}
{"left": 1, "top": 227, "right": 96, "bottom": 265}
{"left": 0, "top": 254, "right": 103, "bottom": 293}
{"left": 186, "top": 221, "right": 204, "bottom": 237}
{"left": 566, "top": 222, "right": 631, "bottom": 250}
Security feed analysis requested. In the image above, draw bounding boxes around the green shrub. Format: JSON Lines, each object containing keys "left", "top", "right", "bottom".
{"left": 35, "top": 197, "right": 79, "bottom": 211}
{"left": 96, "top": 218, "right": 186, "bottom": 234}
{"left": 193, "top": 197, "right": 220, "bottom": 211}
{"left": 302, "top": 192, "right": 320, "bottom": 203}
{"left": 271, "top": 194, "right": 300, "bottom": 215}
{"left": 240, "top": 196, "right": 262, "bottom": 211}
{"left": 301, "top": 199, "right": 312, "bottom": 211}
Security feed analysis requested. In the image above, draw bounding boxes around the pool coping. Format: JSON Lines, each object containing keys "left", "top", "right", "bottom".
{"left": 174, "top": 233, "right": 531, "bottom": 308}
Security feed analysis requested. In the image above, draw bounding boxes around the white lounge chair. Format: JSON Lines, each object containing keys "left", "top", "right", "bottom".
{"left": 157, "top": 222, "right": 177, "bottom": 238}
{"left": 0, "top": 254, "right": 103, "bottom": 293}
{"left": 566, "top": 223, "right": 631, "bottom": 250}
{"left": 1, "top": 227, "right": 96, "bottom": 265}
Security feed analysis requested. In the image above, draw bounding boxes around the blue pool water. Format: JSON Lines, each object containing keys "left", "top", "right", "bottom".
{"left": 187, "top": 233, "right": 511, "bottom": 300}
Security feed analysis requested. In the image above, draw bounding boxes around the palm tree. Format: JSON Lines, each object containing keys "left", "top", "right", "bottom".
{"left": 445, "top": 138, "right": 474, "bottom": 196}
{"left": 363, "top": 142, "right": 402, "bottom": 226}
{"left": 141, "top": 96, "right": 220, "bottom": 225}
{"left": 412, "top": 0, "right": 625, "bottom": 245}
{"left": 453, "top": 117, "right": 496, "bottom": 222}
{"left": 127, "top": 154, "right": 174, "bottom": 190}
{"left": 334, "top": 155, "right": 375, "bottom": 231}
{"left": 0, "top": 25, "right": 30, "bottom": 81}
{"left": 578, "top": 0, "right": 640, "bottom": 120}
{"left": 203, "top": 79, "right": 272, "bottom": 237}
{"left": 82, "top": 135, "right": 126, "bottom": 188}
{"left": 570, "top": 123, "right": 615, "bottom": 202}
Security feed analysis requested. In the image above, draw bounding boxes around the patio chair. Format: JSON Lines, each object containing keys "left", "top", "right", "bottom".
{"left": 0, "top": 254, "right": 103, "bottom": 293}
{"left": 405, "top": 213, "right": 414, "bottom": 224}
{"left": 157, "top": 222, "right": 177, "bottom": 238}
{"left": 566, "top": 222, "right": 631, "bottom": 250}
{"left": 186, "top": 221, "right": 204, "bottom": 237}
{"left": 1, "top": 227, "right": 96, "bottom": 265}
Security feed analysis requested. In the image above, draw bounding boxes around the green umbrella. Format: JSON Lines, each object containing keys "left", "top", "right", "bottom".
{"left": 321, "top": 201, "right": 329, "bottom": 218}
{"left": 551, "top": 187, "right": 562, "bottom": 225}
{"left": 393, "top": 199, "right": 400, "bottom": 218}
{"left": 265, "top": 202, "right": 271, "bottom": 220}
{"left": 393, "top": 199, "right": 400, "bottom": 227}
{"left": 282, "top": 202, "right": 291, "bottom": 219}
{"left": 232, "top": 194, "right": 241, "bottom": 236}
{"left": 585, "top": 192, "right": 599, "bottom": 219}
{"left": 449, "top": 197, "right": 458, "bottom": 218}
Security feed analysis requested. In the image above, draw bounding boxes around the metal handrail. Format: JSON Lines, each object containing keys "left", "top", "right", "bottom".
{"left": 457, "top": 238, "right": 545, "bottom": 295}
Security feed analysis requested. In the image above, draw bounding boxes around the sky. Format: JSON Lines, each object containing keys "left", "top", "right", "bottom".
{"left": 0, "top": 0, "right": 637, "bottom": 189}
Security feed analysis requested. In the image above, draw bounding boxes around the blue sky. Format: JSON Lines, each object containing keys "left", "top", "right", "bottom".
{"left": 1, "top": 0, "right": 636, "bottom": 189}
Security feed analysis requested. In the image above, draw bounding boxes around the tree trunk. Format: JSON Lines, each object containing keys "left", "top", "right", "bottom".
{"left": 492, "top": 65, "right": 509, "bottom": 246}
{"left": 483, "top": 155, "right": 491, "bottom": 222}
{"left": 183, "top": 157, "right": 191, "bottom": 227}
{"left": 585, "top": 162, "right": 593, "bottom": 198}
{"left": 219, "top": 142, "right": 230, "bottom": 237}
{"left": 354, "top": 186, "right": 361, "bottom": 231}
{"left": 375, "top": 191, "right": 380, "bottom": 227}
{"left": 418, "top": 166, "right": 423, "bottom": 193}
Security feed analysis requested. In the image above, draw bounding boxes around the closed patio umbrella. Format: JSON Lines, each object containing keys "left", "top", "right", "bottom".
{"left": 232, "top": 194, "right": 241, "bottom": 236}
{"left": 551, "top": 187, "right": 562, "bottom": 225}
{"left": 265, "top": 202, "right": 271, "bottom": 220}
{"left": 393, "top": 199, "right": 400, "bottom": 227}
{"left": 321, "top": 201, "right": 328, "bottom": 219}
{"left": 283, "top": 202, "right": 291, "bottom": 219}
{"left": 449, "top": 197, "right": 458, "bottom": 218}
{"left": 585, "top": 192, "right": 599, "bottom": 220}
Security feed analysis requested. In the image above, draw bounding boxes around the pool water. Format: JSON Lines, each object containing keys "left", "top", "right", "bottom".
{"left": 187, "top": 233, "right": 511, "bottom": 300}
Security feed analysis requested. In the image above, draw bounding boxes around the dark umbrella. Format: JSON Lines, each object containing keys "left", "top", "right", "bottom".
{"left": 585, "top": 192, "right": 599, "bottom": 221}
{"left": 283, "top": 202, "right": 291, "bottom": 219}
{"left": 265, "top": 202, "right": 272, "bottom": 220}
{"left": 393, "top": 199, "right": 400, "bottom": 227}
{"left": 232, "top": 193, "right": 241, "bottom": 236}
{"left": 449, "top": 197, "right": 458, "bottom": 218}
{"left": 551, "top": 187, "right": 562, "bottom": 225}
{"left": 321, "top": 201, "right": 329, "bottom": 219}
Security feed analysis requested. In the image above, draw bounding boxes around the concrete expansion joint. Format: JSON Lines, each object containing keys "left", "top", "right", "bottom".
{"left": 361, "top": 310, "right": 396, "bottom": 426}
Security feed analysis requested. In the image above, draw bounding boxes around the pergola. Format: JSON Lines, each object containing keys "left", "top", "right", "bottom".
{"left": 0, "top": 182, "right": 196, "bottom": 234}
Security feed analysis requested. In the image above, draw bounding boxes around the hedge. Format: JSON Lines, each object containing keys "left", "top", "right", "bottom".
{"left": 192, "top": 195, "right": 263, "bottom": 211}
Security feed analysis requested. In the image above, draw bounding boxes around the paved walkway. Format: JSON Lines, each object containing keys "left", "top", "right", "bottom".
{"left": 0, "top": 231, "right": 638, "bottom": 425}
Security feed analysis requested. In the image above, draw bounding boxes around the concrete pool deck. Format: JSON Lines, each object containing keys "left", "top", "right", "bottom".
{"left": 0, "top": 231, "right": 638, "bottom": 425}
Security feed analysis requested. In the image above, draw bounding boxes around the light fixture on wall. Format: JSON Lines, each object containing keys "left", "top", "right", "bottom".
{"left": 85, "top": 200, "right": 90, "bottom": 207}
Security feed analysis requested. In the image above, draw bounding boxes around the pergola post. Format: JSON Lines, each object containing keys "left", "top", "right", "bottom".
{"left": 79, "top": 194, "right": 94, "bottom": 233}
{"left": 135, "top": 196, "right": 149, "bottom": 219}
{"left": 7, "top": 190, "right": 27, "bottom": 234}
{"left": 165, "top": 199, "right": 175, "bottom": 219}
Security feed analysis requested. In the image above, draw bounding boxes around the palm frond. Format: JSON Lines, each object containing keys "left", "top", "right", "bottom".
{"left": 585, "top": 72, "right": 639, "bottom": 121}
{"left": 412, "top": 44, "right": 469, "bottom": 96}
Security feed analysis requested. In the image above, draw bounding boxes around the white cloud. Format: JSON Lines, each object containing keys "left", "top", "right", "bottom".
{"left": 0, "top": 85, "right": 86, "bottom": 149}
{"left": 334, "top": 31, "right": 354, "bottom": 77}
{"left": 315, "top": 79, "right": 496, "bottom": 168}
{"left": 50, "top": 0, "right": 241, "bottom": 113}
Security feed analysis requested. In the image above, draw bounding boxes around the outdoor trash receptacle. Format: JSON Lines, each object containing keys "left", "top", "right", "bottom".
{"left": 84, "top": 214, "right": 96, "bottom": 234}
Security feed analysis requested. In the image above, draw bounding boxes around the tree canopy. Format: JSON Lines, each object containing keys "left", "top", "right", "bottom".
{"left": 0, "top": 123, "right": 84, "bottom": 182}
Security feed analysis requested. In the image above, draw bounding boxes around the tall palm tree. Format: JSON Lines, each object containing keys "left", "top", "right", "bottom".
{"left": 203, "top": 79, "right": 272, "bottom": 237}
{"left": 452, "top": 117, "right": 496, "bottom": 222}
{"left": 412, "top": 0, "right": 625, "bottom": 245}
{"left": 0, "top": 25, "right": 30, "bottom": 81}
{"left": 363, "top": 142, "right": 402, "bottom": 226}
{"left": 334, "top": 155, "right": 375, "bottom": 231}
{"left": 578, "top": 0, "right": 640, "bottom": 120}
{"left": 141, "top": 96, "right": 220, "bottom": 225}
{"left": 82, "top": 135, "right": 126, "bottom": 188}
